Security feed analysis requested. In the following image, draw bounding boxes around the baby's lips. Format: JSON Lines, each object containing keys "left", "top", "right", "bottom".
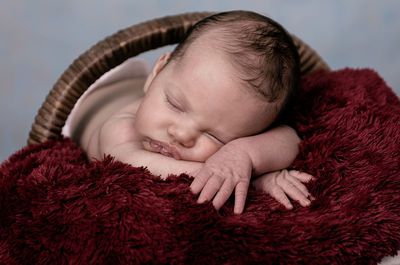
{"left": 149, "top": 139, "right": 181, "bottom": 160}
{"left": 164, "top": 144, "right": 181, "bottom": 160}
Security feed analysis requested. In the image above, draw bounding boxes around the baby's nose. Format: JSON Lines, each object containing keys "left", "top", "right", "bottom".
{"left": 167, "top": 124, "right": 197, "bottom": 148}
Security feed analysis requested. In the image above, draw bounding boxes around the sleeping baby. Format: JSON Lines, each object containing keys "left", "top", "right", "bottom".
{"left": 65, "top": 10, "right": 314, "bottom": 214}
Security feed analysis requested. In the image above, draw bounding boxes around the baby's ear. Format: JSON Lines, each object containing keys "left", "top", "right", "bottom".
{"left": 143, "top": 51, "right": 171, "bottom": 93}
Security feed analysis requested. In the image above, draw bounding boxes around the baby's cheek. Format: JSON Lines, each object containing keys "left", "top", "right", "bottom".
{"left": 133, "top": 110, "right": 155, "bottom": 139}
{"left": 99, "top": 117, "right": 137, "bottom": 153}
{"left": 184, "top": 137, "right": 222, "bottom": 162}
{"left": 133, "top": 117, "right": 152, "bottom": 142}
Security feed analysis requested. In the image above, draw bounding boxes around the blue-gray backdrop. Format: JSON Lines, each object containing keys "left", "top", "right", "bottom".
{"left": 1, "top": 0, "right": 399, "bottom": 162}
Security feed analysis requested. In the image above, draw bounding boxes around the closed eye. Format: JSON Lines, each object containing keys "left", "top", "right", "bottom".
{"left": 205, "top": 132, "right": 225, "bottom": 145}
{"left": 165, "top": 95, "right": 183, "bottom": 112}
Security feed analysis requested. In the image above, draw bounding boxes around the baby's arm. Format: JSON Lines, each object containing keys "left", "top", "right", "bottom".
{"left": 103, "top": 141, "right": 203, "bottom": 179}
{"left": 233, "top": 126, "right": 315, "bottom": 209}
{"left": 237, "top": 125, "right": 301, "bottom": 176}
{"left": 191, "top": 125, "right": 306, "bottom": 213}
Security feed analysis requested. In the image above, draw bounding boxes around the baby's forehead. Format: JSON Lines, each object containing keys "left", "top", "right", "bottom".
{"left": 212, "top": 98, "right": 278, "bottom": 140}
{"left": 181, "top": 28, "right": 231, "bottom": 56}
{"left": 196, "top": 86, "right": 278, "bottom": 138}
{"left": 180, "top": 33, "right": 258, "bottom": 85}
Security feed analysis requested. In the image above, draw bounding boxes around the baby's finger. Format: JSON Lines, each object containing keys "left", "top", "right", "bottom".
{"left": 277, "top": 176, "right": 311, "bottom": 207}
{"left": 233, "top": 181, "right": 249, "bottom": 214}
{"left": 212, "top": 179, "right": 234, "bottom": 211}
{"left": 197, "top": 175, "right": 224, "bottom": 204}
{"left": 285, "top": 172, "right": 311, "bottom": 198}
{"left": 288, "top": 170, "right": 315, "bottom": 183}
{"left": 268, "top": 186, "right": 293, "bottom": 210}
{"left": 190, "top": 169, "right": 211, "bottom": 194}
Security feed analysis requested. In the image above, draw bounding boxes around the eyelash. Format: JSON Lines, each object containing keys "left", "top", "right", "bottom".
{"left": 165, "top": 95, "right": 182, "bottom": 112}
{"left": 206, "top": 132, "right": 224, "bottom": 145}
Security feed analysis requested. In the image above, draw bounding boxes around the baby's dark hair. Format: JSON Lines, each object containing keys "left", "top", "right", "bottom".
{"left": 169, "top": 10, "right": 300, "bottom": 118}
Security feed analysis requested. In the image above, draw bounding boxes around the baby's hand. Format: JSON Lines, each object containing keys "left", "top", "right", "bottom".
{"left": 252, "top": 170, "right": 315, "bottom": 210}
{"left": 190, "top": 141, "right": 252, "bottom": 214}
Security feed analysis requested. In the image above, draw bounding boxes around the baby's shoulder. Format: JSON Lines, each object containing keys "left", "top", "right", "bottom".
{"left": 67, "top": 77, "right": 146, "bottom": 144}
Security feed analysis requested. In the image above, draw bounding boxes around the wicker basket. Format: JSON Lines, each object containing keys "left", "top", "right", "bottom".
{"left": 28, "top": 12, "right": 330, "bottom": 145}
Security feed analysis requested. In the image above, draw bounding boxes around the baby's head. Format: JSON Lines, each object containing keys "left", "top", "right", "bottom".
{"left": 170, "top": 10, "right": 300, "bottom": 116}
{"left": 135, "top": 11, "right": 300, "bottom": 162}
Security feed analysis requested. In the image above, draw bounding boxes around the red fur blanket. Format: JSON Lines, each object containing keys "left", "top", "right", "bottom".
{"left": 1, "top": 68, "right": 399, "bottom": 264}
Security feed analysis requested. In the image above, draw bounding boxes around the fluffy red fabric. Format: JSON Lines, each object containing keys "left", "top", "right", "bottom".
{"left": 1, "top": 68, "right": 399, "bottom": 264}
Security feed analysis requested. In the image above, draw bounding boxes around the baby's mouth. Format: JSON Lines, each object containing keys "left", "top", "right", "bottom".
{"left": 145, "top": 138, "right": 181, "bottom": 160}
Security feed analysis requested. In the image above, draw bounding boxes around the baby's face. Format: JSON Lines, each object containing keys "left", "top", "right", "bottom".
{"left": 135, "top": 41, "right": 278, "bottom": 162}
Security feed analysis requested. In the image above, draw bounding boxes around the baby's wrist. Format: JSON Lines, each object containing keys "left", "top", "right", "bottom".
{"left": 224, "top": 138, "right": 254, "bottom": 164}
{"left": 228, "top": 136, "right": 270, "bottom": 175}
